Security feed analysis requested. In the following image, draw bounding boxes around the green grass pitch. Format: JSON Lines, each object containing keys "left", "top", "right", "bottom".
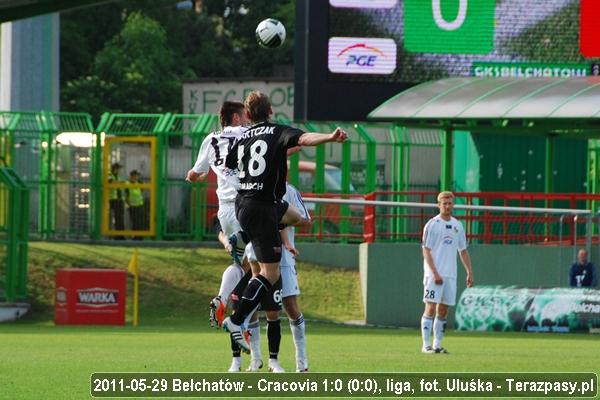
{"left": 1, "top": 322, "right": 599, "bottom": 398}
{"left": 1, "top": 243, "right": 599, "bottom": 398}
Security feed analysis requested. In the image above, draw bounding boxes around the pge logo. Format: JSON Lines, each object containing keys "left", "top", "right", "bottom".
{"left": 329, "top": 37, "right": 396, "bottom": 75}
{"left": 443, "top": 235, "right": 453, "bottom": 245}
{"left": 340, "top": 44, "right": 384, "bottom": 67}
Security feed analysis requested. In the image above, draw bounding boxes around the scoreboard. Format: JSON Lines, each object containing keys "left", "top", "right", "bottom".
{"left": 294, "top": 0, "right": 600, "bottom": 121}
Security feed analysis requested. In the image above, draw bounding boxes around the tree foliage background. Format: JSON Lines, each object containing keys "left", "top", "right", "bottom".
{"left": 60, "top": 0, "right": 295, "bottom": 119}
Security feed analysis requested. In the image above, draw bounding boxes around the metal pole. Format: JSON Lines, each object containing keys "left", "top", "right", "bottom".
{"left": 355, "top": 124, "right": 377, "bottom": 193}
{"left": 573, "top": 215, "right": 578, "bottom": 263}
{"left": 544, "top": 135, "right": 555, "bottom": 194}
{"left": 93, "top": 113, "right": 110, "bottom": 240}
{"left": 558, "top": 214, "right": 564, "bottom": 282}
{"left": 330, "top": 122, "right": 352, "bottom": 244}
{"left": 441, "top": 129, "right": 454, "bottom": 190}
{"left": 586, "top": 214, "right": 592, "bottom": 256}
{"left": 154, "top": 113, "right": 170, "bottom": 241}
{"left": 302, "top": 197, "right": 593, "bottom": 215}
{"left": 597, "top": 211, "right": 600, "bottom": 273}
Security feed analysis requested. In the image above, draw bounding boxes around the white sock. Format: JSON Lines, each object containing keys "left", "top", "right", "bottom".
{"left": 421, "top": 315, "right": 434, "bottom": 348}
{"left": 218, "top": 264, "right": 243, "bottom": 305}
{"left": 433, "top": 317, "right": 446, "bottom": 349}
{"left": 290, "top": 314, "right": 307, "bottom": 368}
{"left": 230, "top": 356, "right": 241, "bottom": 369}
{"left": 248, "top": 320, "right": 262, "bottom": 361}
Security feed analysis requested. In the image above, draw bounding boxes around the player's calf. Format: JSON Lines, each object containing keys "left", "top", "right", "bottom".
{"left": 267, "top": 317, "right": 281, "bottom": 362}
{"left": 230, "top": 274, "right": 272, "bottom": 325}
{"left": 228, "top": 231, "right": 248, "bottom": 265}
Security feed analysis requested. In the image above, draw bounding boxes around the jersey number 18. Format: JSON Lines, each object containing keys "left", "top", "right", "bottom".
{"left": 237, "top": 139, "right": 267, "bottom": 178}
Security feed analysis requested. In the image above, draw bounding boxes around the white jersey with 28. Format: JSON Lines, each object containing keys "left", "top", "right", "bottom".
{"left": 421, "top": 215, "right": 467, "bottom": 279}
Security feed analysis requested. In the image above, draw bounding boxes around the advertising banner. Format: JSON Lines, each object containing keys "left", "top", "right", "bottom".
{"left": 183, "top": 81, "right": 293, "bottom": 121}
{"left": 456, "top": 286, "right": 600, "bottom": 333}
{"left": 55, "top": 268, "right": 127, "bottom": 325}
{"left": 471, "top": 62, "right": 596, "bottom": 78}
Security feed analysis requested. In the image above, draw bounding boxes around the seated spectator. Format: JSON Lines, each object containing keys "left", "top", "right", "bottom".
{"left": 569, "top": 249, "right": 598, "bottom": 288}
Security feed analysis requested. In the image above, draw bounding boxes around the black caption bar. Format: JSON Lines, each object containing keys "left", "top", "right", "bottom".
{"left": 91, "top": 372, "right": 597, "bottom": 398}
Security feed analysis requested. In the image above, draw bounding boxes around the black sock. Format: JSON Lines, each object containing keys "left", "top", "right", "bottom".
{"left": 267, "top": 318, "right": 281, "bottom": 360}
{"left": 231, "top": 336, "right": 241, "bottom": 357}
{"left": 230, "top": 275, "right": 272, "bottom": 325}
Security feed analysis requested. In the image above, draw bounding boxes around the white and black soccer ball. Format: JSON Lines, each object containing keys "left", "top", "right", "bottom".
{"left": 255, "top": 18, "right": 286, "bottom": 49}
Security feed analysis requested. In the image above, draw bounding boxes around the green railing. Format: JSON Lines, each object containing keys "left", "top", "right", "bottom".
{"left": 0, "top": 112, "right": 95, "bottom": 239}
{"left": 275, "top": 118, "right": 434, "bottom": 242}
{"left": 0, "top": 168, "right": 29, "bottom": 302}
{"left": 0, "top": 111, "right": 441, "bottom": 242}
{"left": 96, "top": 112, "right": 220, "bottom": 240}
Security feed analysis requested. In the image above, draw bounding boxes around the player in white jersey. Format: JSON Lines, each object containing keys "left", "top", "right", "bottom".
{"left": 420, "top": 191, "right": 474, "bottom": 354}
{"left": 280, "top": 182, "right": 312, "bottom": 372}
{"left": 185, "top": 101, "right": 249, "bottom": 325}
{"left": 187, "top": 102, "right": 246, "bottom": 237}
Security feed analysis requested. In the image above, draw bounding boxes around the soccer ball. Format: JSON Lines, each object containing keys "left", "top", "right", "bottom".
{"left": 255, "top": 18, "right": 286, "bottom": 49}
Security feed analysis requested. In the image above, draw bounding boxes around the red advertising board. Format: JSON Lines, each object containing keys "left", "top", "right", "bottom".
{"left": 54, "top": 269, "right": 127, "bottom": 325}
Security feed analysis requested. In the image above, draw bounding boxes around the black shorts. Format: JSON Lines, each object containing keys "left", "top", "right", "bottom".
{"left": 235, "top": 196, "right": 289, "bottom": 263}
{"left": 230, "top": 271, "right": 282, "bottom": 312}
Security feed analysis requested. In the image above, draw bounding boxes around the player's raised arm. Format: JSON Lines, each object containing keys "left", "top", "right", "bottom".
{"left": 297, "top": 127, "right": 348, "bottom": 147}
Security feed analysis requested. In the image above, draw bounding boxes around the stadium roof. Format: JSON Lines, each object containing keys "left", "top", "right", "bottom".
{"left": 368, "top": 77, "right": 600, "bottom": 137}
{"left": 368, "top": 77, "right": 600, "bottom": 190}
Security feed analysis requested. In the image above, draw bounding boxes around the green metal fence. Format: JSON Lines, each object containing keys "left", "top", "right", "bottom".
{"left": 0, "top": 168, "right": 29, "bottom": 302}
{"left": 95, "top": 113, "right": 167, "bottom": 239}
{"left": 96, "top": 112, "right": 221, "bottom": 240}
{"left": 0, "top": 111, "right": 441, "bottom": 241}
{"left": 275, "top": 118, "right": 443, "bottom": 241}
{"left": 158, "top": 113, "right": 220, "bottom": 240}
{"left": 0, "top": 111, "right": 95, "bottom": 239}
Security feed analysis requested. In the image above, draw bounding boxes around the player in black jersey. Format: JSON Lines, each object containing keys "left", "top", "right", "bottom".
{"left": 222, "top": 90, "right": 347, "bottom": 352}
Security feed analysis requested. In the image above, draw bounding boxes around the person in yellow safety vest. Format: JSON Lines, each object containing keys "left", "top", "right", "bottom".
{"left": 126, "top": 169, "right": 145, "bottom": 240}
{"left": 108, "top": 162, "right": 125, "bottom": 237}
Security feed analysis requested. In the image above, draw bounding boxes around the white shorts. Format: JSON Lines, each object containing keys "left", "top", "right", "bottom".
{"left": 422, "top": 276, "right": 456, "bottom": 306}
{"left": 217, "top": 202, "right": 240, "bottom": 237}
{"left": 280, "top": 264, "right": 300, "bottom": 298}
{"left": 245, "top": 244, "right": 300, "bottom": 298}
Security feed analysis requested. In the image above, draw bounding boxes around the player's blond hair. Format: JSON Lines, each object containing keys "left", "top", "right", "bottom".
{"left": 245, "top": 91, "right": 271, "bottom": 123}
{"left": 437, "top": 191, "right": 454, "bottom": 203}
